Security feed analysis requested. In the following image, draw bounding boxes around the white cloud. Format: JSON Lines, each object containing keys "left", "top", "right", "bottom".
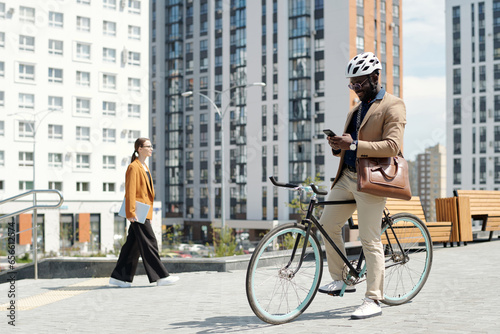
{"left": 402, "top": 76, "right": 447, "bottom": 160}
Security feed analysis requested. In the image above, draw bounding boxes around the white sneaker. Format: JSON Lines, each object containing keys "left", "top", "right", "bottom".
{"left": 157, "top": 275, "right": 179, "bottom": 286}
{"left": 109, "top": 277, "right": 131, "bottom": 288}
{"left": 351, "top": 298, "right": 382, "bottom": 320}
{"left": 318, "top": 280, "right": 356, "bottom": 295}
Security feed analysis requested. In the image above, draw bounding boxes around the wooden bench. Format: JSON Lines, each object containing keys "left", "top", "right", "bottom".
{"left": 453, "top": 190, "right": 500, "bottom": 241}
{"left": 349, "top": 196, "right": 453, "bottom": 246}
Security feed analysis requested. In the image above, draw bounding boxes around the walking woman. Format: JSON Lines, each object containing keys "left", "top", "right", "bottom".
{"left": 109, "top": 138, "right": 179, "bottom": 287}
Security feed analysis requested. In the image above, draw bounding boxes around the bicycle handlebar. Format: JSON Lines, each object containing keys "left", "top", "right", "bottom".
{"left": 269, "top": 176, "right": 328, "bottom": 196}
{"left": 269, "top": 176, "right": 298, "bottom": 189}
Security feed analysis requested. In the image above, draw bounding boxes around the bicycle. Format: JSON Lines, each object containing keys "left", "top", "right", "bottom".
{"left": 245, "top": 176, "right": 433, "bottom": 325}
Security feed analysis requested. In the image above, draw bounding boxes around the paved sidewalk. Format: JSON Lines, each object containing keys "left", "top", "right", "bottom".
{"left": 1, "top": 239, "right": 500, "bottom": 334}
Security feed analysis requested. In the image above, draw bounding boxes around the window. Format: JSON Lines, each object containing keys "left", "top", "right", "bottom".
{"left": 76, "top": 43, "right": 91, "bottom": 60}
{"left": 48, "top": 96, "right": 63, "bottom": 110}
{"left": 48, "top": 124, "right": 63, "bottom": 139}
{"left": 103, "top": 155, "right": 116, "bottom": 169}
{"left": 0, "top": 121, "right": 4, "bottom": 136}
{"left": 0, "top": 32, "right": 4, "bottom": 48}
{"left": 103, "top": 182, "right": 115, "bottom": 192}
{"left": 18, "top": 93, "right": 35, "bottom": 109}
{"left": 49, "top": 11, "right": 63, "bottom": 28}
{"left": 127, "top": 130, "right": 140, "bottom": 143}
{"left": 75, "top": 98, "right": 91, "bottom": 114}
{"left": 19, "top": 35, "right": 35, "bottom": 52}
{"left": 103, "top": 101, "right": 116, "bottom": 116}
{"left": 127, "top": 104, "right": 140, "bottom": 118}
{"left": 48, "top": 181, "right": 63, "bottom": 191}
{"left": 48, "top": 68, "right": 63, "bottom": 83}
{"left": 102, "top": 73, "right": 116, "bottom": 90}
{"left": 0, "top": 91, "right": 4, "bottom": 107}
{"left": 0, "top": 61, "right": 3, "bottom": 77}
{"left": 127, "top": 51, "right": 140, "bottom": 66}
{"left": 76, "top": 182, "right": 90, "bottom": 192}
{"left": 76, "top": 126, "right": 90, "bottom": 141}
{"left": 20, "top": 6, "right": 35, "bottom": 23}
{"left": 393, "top": 45, "right": 400, "bottom": 58}
{"left": 77, "top": 0, "right": 91, "bottom": 5}
{"left": 393, "top": 4, "right": 399, "bottom": 17}
{"left": 48, "top": 153, "right": 63, "bottom": 168}
{"left": 19, "top": 151, "right": 33, "bottom": 167}
{"left": 102, "top": 128, "right": 116, "bottom": 142}
{"left": 128, "top": 0, "right": 141, "bottom": 14}
{"left": 49, "top": 39, "right": 63, "bottom": 55}
{"left": 77, "top": 16, "right": 90, "bottom": 32}
{"left": 393, "top": 65, "right": 400, "bottom": 77}
{"left": 76, "top": 71, "right": 90, "bottom": 86}
{"left": 103, "top": 21, "right": 116, "bottom": 36}
{"left": 0, "top": 150, "right": 4, "bottom": 166}
{"left": 0, "top": 3, "right": 5, "bottom": 19}
{"left": 18, "top": 63, "right": 35, "bottom": 81}
{"left": 357, "top": 15, "right": 364, "bottom": 29}
{"left": 19, "top": 121, "right": 34, "bottom": 138}
{"left": 128, "top": 25, "right": 140, "bottom": 40}
{"left": 19, "top": 181, "right": 34, "bottom": 191}
{"left": 128, "top": 78, "right": 140, "bottom": 92}
{"left": 76, "top": 154, "right": 90, "bottom": 169}
{"left": 356, "top": 36, "right": 364, "bottom": 50}
{"left": 103, "top": 0, "right": 116, "bottom": 9}
{"left": 103, "top": 47, "right": 116, "bottom": 62}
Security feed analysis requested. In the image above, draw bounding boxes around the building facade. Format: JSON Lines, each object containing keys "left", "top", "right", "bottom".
{"left": 152, "top": 0, "right": 403, "bottom": 242}
{"left": 412, "top": 144, "right": 447, "bottom": 221}
{"left": 446, "top": 0, "right": 500, "bottom": 194}
{"left": 0, "top": 0, "right": 158, "bottom": 257}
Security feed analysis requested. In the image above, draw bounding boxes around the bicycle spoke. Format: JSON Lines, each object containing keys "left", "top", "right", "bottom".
{"left": 246, "top": 224, "right": 322, "bottom": 324}
{"left": 381, "top": 213, "right": 433, "bottom": 305}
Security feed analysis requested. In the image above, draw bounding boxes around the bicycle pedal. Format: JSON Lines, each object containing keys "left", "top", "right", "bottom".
{"left": 324, "top": 288, "right": 356, "bottom": 296}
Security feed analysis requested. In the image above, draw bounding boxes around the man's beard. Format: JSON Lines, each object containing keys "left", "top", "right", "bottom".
{"left": 360, "top": 78, "right": 378, "bottom": 103}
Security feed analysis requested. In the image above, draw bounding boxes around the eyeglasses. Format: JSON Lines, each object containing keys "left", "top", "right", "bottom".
{"left": 142, "top": 145, "right": 154, "bottom": 149}
{"left": 347, "top": 77, "right": 369, "bottom": 91}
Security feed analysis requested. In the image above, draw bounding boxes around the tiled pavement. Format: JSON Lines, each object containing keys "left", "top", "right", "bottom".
{"left": 1, "top": 239, "right": 499, "bottom": 333}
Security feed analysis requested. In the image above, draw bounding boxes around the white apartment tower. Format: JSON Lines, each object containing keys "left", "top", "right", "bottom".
{"left": 446, "top": 0, "right": 500, "bottom": 193}
{"left": 152, "top": 0, "right": 403, "bottom": 242}
{"left": 0, "top": 0, "right": 156, "bottom": 256}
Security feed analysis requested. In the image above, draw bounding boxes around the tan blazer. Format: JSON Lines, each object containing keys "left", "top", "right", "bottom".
{"left": 331, "top": 91, "right": 406, "bottom": 187}
{"left": 125, "top": 159, "right": 155, "bottom": 220}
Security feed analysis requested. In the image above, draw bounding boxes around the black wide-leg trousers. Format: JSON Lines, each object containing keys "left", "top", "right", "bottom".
{"left": 111, "top": 219, "right": 169, "bottom": 283}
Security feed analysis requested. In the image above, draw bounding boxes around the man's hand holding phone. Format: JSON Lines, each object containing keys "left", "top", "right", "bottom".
{"left": 323, "top": 129, "right": 340, "bottom": 150}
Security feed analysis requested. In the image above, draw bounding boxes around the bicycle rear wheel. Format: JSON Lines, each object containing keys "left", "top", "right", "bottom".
{"left": 381, "top": 213, "right": 433, "bottom": 305}
{"left": 245, "top": 223, "right": 323, "bottom": 324}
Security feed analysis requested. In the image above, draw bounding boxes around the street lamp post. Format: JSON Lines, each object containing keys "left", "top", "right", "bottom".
{"left": 182, "top": 82, "right": 265, "bottom": 234}
{"left": 8, "top": 108, "right": 61, "bottom": 279}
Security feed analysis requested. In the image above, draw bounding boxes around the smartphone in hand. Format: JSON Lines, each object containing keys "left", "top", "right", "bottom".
{"left": 322, "top": 129, "right": 337, "bottom": 137}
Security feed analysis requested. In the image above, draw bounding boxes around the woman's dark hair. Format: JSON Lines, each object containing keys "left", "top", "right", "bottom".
{"left": 131, "top": 137, "right": 150, "bottom": 163}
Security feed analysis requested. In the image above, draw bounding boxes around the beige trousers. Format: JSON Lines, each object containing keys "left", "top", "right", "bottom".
{"left": 319, "top": 169, "right": 386, "bottom": 300}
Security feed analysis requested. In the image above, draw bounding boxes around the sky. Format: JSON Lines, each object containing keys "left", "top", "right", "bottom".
{"left": 402, "top": 0, "right": 447, "bottom": 160}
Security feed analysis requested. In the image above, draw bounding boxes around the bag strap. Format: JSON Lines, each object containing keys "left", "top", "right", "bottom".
{"left": 371, "top": 157, "right": 399, "bottom": 179}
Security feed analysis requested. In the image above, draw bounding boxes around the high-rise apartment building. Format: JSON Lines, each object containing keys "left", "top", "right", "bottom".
{"left": 446, "top": 0, "right": 500, "bottom": 193}
{"left": 153, "top": 0, "right": 402, "bottom": 242}
{"left": 0, "top": 0, "right": 155, "bottom": 255}
{"left": 413, "top": 144, "right": 447, "bottom": 221}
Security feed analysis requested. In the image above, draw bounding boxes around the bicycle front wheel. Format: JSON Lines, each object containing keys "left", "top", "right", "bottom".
{"left": 381, "top": 213, "right": 433, "bottom": 305}
{"left": 245, "top": 223, "right": 323, "bottom": 324}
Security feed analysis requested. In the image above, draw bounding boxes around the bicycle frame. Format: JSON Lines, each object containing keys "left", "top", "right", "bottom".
{"left": 287, "top": 195, "right": 406, "bottom": 285}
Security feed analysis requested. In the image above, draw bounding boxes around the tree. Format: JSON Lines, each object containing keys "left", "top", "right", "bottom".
{"left": 212, "top": 226, "right": 245, "bottom": 257}
{"left": 285, "top": 173, "right": 326, "bottom": 221}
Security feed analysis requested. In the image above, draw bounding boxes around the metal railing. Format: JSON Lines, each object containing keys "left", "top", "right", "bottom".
{"left": 0, "top": 189, "right": 64, "bottom": 279}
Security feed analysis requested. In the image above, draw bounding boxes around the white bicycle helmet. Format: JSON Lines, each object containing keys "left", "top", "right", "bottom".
{"left": 345, "top": 52, "right": 382, "bottom": 78}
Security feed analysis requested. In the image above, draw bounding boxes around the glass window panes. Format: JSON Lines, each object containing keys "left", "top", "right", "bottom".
{"left": 49, "top": 39, "right": 63, "bottom": 55}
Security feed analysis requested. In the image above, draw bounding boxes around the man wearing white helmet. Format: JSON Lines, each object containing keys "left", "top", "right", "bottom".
{"left": 318, "top": 52, "right": 406, "bottom": 319}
